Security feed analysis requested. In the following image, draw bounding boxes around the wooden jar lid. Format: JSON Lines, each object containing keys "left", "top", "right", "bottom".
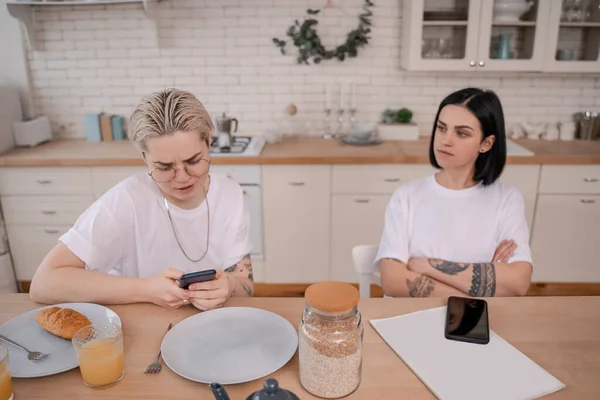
{"left": 305, "top": 281, "right": 359, "bottom": 313}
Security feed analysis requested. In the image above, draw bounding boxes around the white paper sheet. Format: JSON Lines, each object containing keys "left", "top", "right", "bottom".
{"left": 370, "top": 306, "right": 565, "bottom": 400}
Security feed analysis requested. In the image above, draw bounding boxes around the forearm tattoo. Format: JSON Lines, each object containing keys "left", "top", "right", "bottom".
{"left": 469, "top": 262, "right": 496, "bottom": 297}
{"left": 224, "top": 254, "right": 253, "bottom": 281}
{"left": 428, "top": 259, "right": 469, "bottom": 275}
{"left": 406, "top": 276, "right": 436, "bottom": 298}
{"left": 225, "top": 254, "right": 254, "bottom": 296}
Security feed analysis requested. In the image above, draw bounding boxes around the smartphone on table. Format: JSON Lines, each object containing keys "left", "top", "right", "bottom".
{"left": 177, "top": 269, "right": 217, "bottom": 290}
{"left": 445, "top": 296, "right": 490, "bottom": 345}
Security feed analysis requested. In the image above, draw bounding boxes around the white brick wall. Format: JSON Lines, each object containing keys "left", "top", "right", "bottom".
{"left": 23, "top": 0, "right": 600, "bottom": 139}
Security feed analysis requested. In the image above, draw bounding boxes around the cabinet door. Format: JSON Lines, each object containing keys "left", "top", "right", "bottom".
{"left": 477, "top": 0, "right": 551, "bottom": 71}
{"left": 0, "top": 167, "right": 92, "bottom": 195}
{"left": 263, "top": 166, "right": 331, "bottom": 283}
{"left": 544, "top": 0, "right": 600, "bottom": 73}
{"left": 7, "top": 225, "right": 70, "bottom": 281}
{"left": 0, "top": 253, "right": 17, "bottom": 293}
{"left": 1, "top": 196, "right": 93, "bottom": 226}
{"left": 331, "top": 195, "right": 389, "bottom": 283}
{"left": 401, "top": 0, "right": 481, "bottom": 71}
{"left": 531, "top": 194, "right": 600, "bottom": 282}
{"left": 91, "top": 166, "right": 147, "bottom": 199}
{"left": 499, "top": 165, "right": 540, "bottom": 231}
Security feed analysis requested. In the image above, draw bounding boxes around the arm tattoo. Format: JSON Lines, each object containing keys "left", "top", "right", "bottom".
{"left": 406, "top": 276, "right": 435, "bottom": 298}
{"left": 224, "top": 264, "right": 238, "bottom": 273}
{"left": 240, "top": 280, "right": 253, "bottom": 296}
{"left": 224, "top": 254, "right": 253, "bottom": 281}
{"left": 428, "top": 259, "right": 469, "bottom": 275}
{"left": 469, "top": 263, "right": 496, "bottom": 297}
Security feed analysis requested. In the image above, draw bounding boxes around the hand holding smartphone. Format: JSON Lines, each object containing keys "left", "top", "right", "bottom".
{"left": 177, "top": 269, "right": 217, "bottom": 290}
{"left": 445, "top": 296, "right": 490, "bottom": 345}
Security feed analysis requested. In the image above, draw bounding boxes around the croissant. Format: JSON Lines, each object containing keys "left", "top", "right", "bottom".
{"left": 35, "top": 307, "right": 92, "bottom": 340}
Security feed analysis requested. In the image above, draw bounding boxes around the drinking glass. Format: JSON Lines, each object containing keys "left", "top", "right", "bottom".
{"left": 72, "top": 323, "right": 124, "bottom": 388}
{"left": 0, "top": 346, "right": 13, "bottom": 400}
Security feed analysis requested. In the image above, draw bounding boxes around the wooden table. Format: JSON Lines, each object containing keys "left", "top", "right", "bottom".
{"left": 2, "top": 294, "right": 599, "bottom": 399}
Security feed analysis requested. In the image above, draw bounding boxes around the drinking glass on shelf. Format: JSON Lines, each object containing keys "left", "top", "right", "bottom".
{"left": 72, "top": 323, "right": 124, "bottom": 388}
{"left": 0, "top": 346, "right": 13, "bottom": 400}
{"left": 438, "top": 38, "right": 453, "bottom": 58}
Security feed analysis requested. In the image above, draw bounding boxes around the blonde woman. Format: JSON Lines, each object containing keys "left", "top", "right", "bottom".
{"left": 30, "top": 89, "right": 254, "bottom": 310}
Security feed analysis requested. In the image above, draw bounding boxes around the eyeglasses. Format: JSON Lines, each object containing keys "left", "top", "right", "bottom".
{"left": 148, "top": 158, "right": 211, "bottom": 183}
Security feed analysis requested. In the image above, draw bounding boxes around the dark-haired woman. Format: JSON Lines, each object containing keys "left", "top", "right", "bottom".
{"left": 376, "top": 88, "right": 532, "bottom": 298}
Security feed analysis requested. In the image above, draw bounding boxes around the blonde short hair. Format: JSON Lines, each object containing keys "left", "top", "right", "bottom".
{"left": 128, "top": 88, "right": 214, "bottom": 152}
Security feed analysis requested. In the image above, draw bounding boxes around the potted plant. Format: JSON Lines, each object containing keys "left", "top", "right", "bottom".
{"left": 377, "top": 107, "right": 420, "bottom": 140}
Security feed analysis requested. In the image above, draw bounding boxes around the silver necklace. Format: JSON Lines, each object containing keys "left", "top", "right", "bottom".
{"left": 164, "top": 182, "right": 210, "bottom": 263}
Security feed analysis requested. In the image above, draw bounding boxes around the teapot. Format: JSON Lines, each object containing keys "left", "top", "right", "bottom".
{"left": 215, "top": 113, "right": 238, "bottom": 149}
{"left": 209, "top": 378, "right": 299, "bottom": 400}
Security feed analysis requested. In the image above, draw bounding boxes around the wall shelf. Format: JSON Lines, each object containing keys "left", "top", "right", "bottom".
{"left": 6, "top": 0, "right": 161, "bottom": 50}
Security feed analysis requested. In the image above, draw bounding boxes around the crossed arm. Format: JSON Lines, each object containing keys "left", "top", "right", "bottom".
{"left": 380, "top": 257, "right": 532, "bottom": 298}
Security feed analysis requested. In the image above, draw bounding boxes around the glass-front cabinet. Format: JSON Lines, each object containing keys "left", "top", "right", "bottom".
{"left": 545, "top": 0, "right": 600, "bottom": 72}
{"left": 401, "top": 0, "right": 599, "bottom": 73}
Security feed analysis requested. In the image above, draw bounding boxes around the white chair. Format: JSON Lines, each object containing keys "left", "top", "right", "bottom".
{"left": 351, "top": 245, "right": 381, "bottom": 298}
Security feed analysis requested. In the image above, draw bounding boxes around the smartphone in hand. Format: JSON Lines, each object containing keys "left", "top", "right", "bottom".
{"left": 177, "top": 269, "right": 217, "bottom": 290}
{"left": 445, "top": 296, "right": 490, "bottom": 345}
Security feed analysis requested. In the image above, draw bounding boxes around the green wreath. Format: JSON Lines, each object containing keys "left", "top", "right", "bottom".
{"left": 272, "top": 0, "right": 374, "bottom": 65}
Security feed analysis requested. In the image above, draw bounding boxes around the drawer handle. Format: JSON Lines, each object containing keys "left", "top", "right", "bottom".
{"left": 289, "top": 182, "right": 305, "bottom": 186}
{"left": 354, "top": 199, "right": 370, "bottom": 203}
{"left": 242, "top": 190, "right": 247, "bottom": 195}
{"left": 41, "top": 210, "right": 57, "bottom": 215}
{"left": 384, "top": 178, "right": 400, "bottom": 183}
{"left": 583, "top": 177, "right": 598, "bottom": 183}
{"left": 36, "top": 179, "right": 52, "bottom": 184}
{"left": 44, "top": 229, "right": 59, "bottom": 234}
{"left": 580, "top": 199, "right": 596, "bottom": 204}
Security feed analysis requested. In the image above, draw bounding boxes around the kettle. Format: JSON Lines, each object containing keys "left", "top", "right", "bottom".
{"left": 209, "top": 378, "right": 300, "bottom": 400}
{"left": 215, "top": 113, "right": 238, "bottom": 148}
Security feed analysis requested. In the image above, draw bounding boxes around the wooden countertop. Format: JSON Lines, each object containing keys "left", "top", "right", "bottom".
{"left": 2, "top": 294, "right": 599, "bottom": 399}
{"left": 0, "top": 137, "right": 599, "bottom": 166}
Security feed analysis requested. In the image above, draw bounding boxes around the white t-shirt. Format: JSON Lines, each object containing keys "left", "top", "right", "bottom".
{"left": 375, "top": 174, "right": 533, "bottom": 267}
{"left": 60, "top": 173, "right": 252, "bottom": 278}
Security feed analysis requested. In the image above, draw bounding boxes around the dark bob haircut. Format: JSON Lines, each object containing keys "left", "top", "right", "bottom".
{"left": 429, "top": 87, "right": 507, "bottom": 186}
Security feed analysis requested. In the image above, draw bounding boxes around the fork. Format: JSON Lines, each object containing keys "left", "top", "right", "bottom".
{"left": 144, "top": 323, "right": 172, "bottom": 374}
{"left": 0, "top": 334, "right": 51, "bottom": 362}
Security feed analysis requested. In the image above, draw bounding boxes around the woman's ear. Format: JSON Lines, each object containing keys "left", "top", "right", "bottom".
{"left": 479, "top": 135, "right": 496, "bottom": 153}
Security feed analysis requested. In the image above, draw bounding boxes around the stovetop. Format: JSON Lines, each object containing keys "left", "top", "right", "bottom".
{"left": 209, "top": 136, "right": 266, "bottom": 157}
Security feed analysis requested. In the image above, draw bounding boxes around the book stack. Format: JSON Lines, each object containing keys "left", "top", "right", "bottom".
{"left": 85, "top": 113, "right": 126, "bottom": 142}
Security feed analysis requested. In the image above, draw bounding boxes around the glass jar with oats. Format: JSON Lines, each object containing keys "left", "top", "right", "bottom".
{"left": 299, "top": 281, "right": 363, "bottom": 398}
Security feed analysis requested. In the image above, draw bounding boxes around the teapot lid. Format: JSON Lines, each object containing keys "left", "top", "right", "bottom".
{"left": 246, "top": 378, "right": 299, "bottom": 400}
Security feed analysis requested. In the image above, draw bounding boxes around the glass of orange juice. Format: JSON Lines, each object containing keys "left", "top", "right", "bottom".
{"left": 72, "top": 323, "right": 124, "bottom": 388}
{"left": 0, "top": 345, "right": 13, "bottom": 400}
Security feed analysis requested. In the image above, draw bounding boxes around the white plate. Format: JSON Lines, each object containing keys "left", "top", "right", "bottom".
{"left": 0, "top": 303, "right": 121, "bottom": 378}
{"left": 161, "top": 307, "right": 298, "bottom": 385}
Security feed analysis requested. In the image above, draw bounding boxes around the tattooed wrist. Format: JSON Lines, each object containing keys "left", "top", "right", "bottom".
{"left": 406, "top": 276, "right": 436, "bottom": 297}
{"left": 469, "top": 262, "right": 496, "bottom": 297}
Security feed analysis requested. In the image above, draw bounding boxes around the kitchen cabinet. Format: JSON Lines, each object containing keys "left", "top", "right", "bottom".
{"left": 0, "top": 254, "right": 17, "bottom": 293}
{"left": 7, "top": 225, "right": 70, "bottom": 281}
{"left": 531, "top": 165, "right": 600, "bottom": 282}
{"left": 330, "top": 194, "right": 389, "bottom": 282}
{"left": 531, "top": 194, "right": 600, "bottom": 282}
{"left": 401, "top": 0, "right": 597, "bottom": 73}
{"left": 499, "top": 165, "right": 540, "bottom": 230}
{"left": 330, "top": 165, "right": 433, "bottom": 282}
{"left": 0, "top": 167, "right": 95, "bottom": 282}
{"left": 262, "top": 165, "right": 331, "bottom": 283}
{"left": 544, "top": 0, "right": 600, "bottom": 73}
{"left": 91, "top": 166, "right": 147, "bottom": 198}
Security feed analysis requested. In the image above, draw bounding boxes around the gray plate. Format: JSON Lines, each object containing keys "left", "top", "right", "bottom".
{"left": 0, "top": 303, "right": 121, "bottom": 378}
{"left": 341, "top": 135, "right": 382, "bottom": 146}
{"left": 161, "top": 307, "right": 298, "bottom": 385}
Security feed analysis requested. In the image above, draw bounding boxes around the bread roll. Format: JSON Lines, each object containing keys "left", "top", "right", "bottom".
{"left": 35, "top": 307, "right": 92, "bottom": 340}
